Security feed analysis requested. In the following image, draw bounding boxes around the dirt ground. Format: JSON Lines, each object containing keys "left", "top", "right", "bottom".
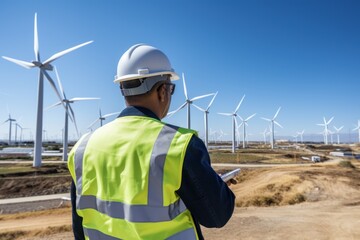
{"left": 0, "top": 148, "right": 360, "bottom": 239}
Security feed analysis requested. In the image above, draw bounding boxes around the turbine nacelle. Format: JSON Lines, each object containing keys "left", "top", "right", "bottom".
{"left": 32, "top": 61, "right": 53, "bottom": 70}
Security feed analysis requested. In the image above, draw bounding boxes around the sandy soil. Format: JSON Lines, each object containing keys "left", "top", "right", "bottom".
{"left": 1, "top": 151, "right": 360, "bottom": 239}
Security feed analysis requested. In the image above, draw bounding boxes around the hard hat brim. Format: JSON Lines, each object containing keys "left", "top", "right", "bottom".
{"left": 114, "top": 71, "right": 179, "bottom": 84}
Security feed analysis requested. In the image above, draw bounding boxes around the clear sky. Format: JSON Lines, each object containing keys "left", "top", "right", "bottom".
{"left": 0, "top": 0, "right": 359, "bottom": 143}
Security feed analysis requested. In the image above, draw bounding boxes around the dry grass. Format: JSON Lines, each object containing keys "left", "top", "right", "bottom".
{"left": 0, "top": 207, "right": 71, "bottom": 221}
{"left": 0, "top": 225, "right": 72, "bottom": 240}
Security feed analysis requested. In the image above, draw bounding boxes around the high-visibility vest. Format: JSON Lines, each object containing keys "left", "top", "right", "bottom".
{"left": 68, "top": 116, "right": 199, "bottom": 240}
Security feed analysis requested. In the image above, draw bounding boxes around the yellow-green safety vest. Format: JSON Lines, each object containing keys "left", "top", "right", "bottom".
{"left": 68, "top": 116, "right": 199, "bottom": 240}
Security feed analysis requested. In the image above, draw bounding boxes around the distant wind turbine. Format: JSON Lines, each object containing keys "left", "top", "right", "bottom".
{"left": 167, "top": 73, "right": 214, "bottom": 129}
{"left": 1, "top": 114, "right": 16, "bottom": 145}
{"left": 47, "top": 67, "right": 99, "bottom": 161}
{"left": 2, "top": 13, "right": 93, "bottom": 167}
{"left": 261, "top": 107, "right": 282, "bottom": 149}
{"left": 218, "top": 95, "right": 245, "bottom": 153}
{"left": 88, "top": 109, "right": 120, "bottom": 130}
{"left": 317, "top": 117, "right": 334, "bottom": 145}
{"left": 238, "top": 113, "right": 256, "bottom": 148}
{"left": 333, "top": 126, "right": 344, "bottom": 144}
{"left": 193, "top": 92, "right": 218, "bottom": 148}
{"left": 297, "top": 130, "right": 305, "bottom": 143}
{"left": 353, "top": 120, "right": 360, "bottom": 143}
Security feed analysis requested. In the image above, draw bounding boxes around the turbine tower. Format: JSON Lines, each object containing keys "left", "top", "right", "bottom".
{"left": 218, "top": 95, "right": 245, "bottom": 153}
{"left": 333, "top": 126, "right": 344, "bottom": 144}
{"left": 2, "top": 13, "right": 93, "bottom": 167}
{"left": 353, "top": 120, "right": 360, "bottom": 143}
{"left": 48, "top": 67, "right": 99, "bottom": 161}
{"left": 317, "top": 117, "right": 334, "bottom": 145}
{"left": 88, "top": 109, "right": 121, "bottom": 130}
{"left": 261, "top": 107, "right": 282, "bottom": 149}
{"left": 167, "top": 73, "right": 214, "bottom": 129}
{"left": 238, "top": 113, "right": 256, "bottom": 148}
{"left": 193, "top": 92, "right": 218, "bottom": 148}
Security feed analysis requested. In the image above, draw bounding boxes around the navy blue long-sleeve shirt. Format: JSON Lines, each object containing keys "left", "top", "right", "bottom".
{"left": 70, "top": 106, "right": 235, "bottom": 239}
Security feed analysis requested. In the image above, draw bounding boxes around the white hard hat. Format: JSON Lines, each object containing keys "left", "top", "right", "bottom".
{"left": 114, "top": 44, "right": 179, "bottom": 83}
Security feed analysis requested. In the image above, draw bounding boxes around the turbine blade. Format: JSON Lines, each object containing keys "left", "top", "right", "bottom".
{"left": 273, "top": 107, "right": 281, "bottom": 119}
{"left": 69, "top": 97, "right": 100, "bottom": 102}
{"left": 173, "top": 102, "right": 188, "bottom": 113}
{"left": 190, "top": 93, "right": 214, "bottom": 102}
{"left": 234, "top": 116, "right": 239, "bottom": 128}
{"left": 182, "top": 73, "right": 188, "bottom": 100}
{"left": 54, "top": 66, "right": 65, "bottom": 99}
{"left": 206, "top": 91, "right": 218, "bottom": 111}
{"left": 192, "top": 104, "right": 205, "bottom": 112}
{"left": 327, "top": 116, "right": 334, "bottom": 125}
{"left": 274, "top": 121, "right": 283, "bottom": 128}
{"left": 45, "top": 101, "right": 62, "bottom": 110}
{"left": 102, "top": 112, "right": 121, "bottom": 118}
{"left": 245, "top": 113, "right": 256, "bottom": 121}
{"left": 34, "top": 13, "right": 40, "bottom": 61}
{"left": 88, "top": 118, "right": 100, "bottom": 129}
{"left": 234, "top": 95, "right": 245, "bottom": 113}
{"left": 69, "top": 105, "right": 79, "bottom": 137}
{"left": 43, "top": 40, "right": 93, "bottom": 65}
{"left": 261, "top": 117, "right": 271, "bottom": 121}
{"left": 42, "top": 70, "right": 69, "bottom": 116}
{"left": 2, "top": 56, "right": 35, "bottom": 69}
{"left": 218, "top": 113, "right": 232, "bottom": 116}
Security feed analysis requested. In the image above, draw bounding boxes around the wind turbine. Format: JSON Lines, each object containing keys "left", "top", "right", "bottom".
{"left": 1, "top": 115, "right": 16, "bottom": 145}
{"left": 297, "top": 130, "right": 305, "bottom": 143}
{"left": 261, "top": 107, "right": 282, "bottom": 149}
{"left": 317, "top": 116, "right": 334, "bottom": 145}
{"left": 193, "top": 92, "right": 218, "bottom": 148}
{"left": 88, "top": 109, "right": 121, "bottom": 130}
{"left": 238, "top": 113, "right": 256, "bottom": 148}
{"left": 333, "top": 126, "right": 344, "bottom": 144}
{"left": 167, "top": 73, "right": 214, "bottom": 129}
{"left": 2, "top": 13, "right": 93, "bottom": 167}
{"left": 218, "top": 95, "right": 245, "bottom": 153}
{"left": 353, "top": 120, "right": 360, "bottom": 143}
{"left": 48, "top": 67, "right": 99, "bottom": 161}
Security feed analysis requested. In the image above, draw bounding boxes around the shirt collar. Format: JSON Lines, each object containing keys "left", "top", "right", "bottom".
{"left": 119, "top": 106, "right": 160, "bottom": 121}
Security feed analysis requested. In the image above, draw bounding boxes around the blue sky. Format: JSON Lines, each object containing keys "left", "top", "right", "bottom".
{"left": 0, "top": 0, "right": 360, "bottom": 143}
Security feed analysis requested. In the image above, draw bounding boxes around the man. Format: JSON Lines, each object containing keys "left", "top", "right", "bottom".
{"left": 68, "top": 44, "right": 235, "bottom": 239}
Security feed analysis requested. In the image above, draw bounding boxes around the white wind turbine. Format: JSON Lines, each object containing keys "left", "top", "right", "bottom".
{"left": 167, "top": 73, "right": 214, "bottom": 129}
{"left": 218, "top": 95, "right": 245, "bottom": 153}
{"left": 48, "top": 67, "right": 99, "bottom": 161}
{"left": 353, "top": 120, "right": 360, "bottom": 143}
{"left": 2, "top": 13, "right": 93, "bottom": 167}
{"left": 261, "top": 128, "right": 268, "bottom": 144}
{"left": 317, "top": 117, "right": 334, "bottom": 145}
{"left": 193, "top": 92, "right": 218, "bottom": 148}
{"left": 1, "top": 114, "right": 16, "bottom": 145}
{"left": 333, "top": 126, "right": 344, "bottom": 144}
{"left": 238, "top": 113, "right": 256, "bottom": 148}
{"left": 297, "top": 130, "right": 305, "bottom": 143}
{"left": 261, "top": 107, "right": 282, "bottom": 149}
{"left": 88, "top": 109, "right": 121, "bottom": 130}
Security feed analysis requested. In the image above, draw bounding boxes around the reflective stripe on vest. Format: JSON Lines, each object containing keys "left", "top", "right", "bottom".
{"left": 83, "top": 225, "right": 197, "bottom": 240}
{"left": 74, "top": 123, "right": 197, "bottom": 239}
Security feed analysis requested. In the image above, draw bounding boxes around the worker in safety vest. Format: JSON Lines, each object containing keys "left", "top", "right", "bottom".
{"left": 68, "top": 44, "right": 235, "bottom": 240}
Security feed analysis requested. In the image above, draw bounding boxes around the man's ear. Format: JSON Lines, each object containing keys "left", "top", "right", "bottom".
{"left": 158, "top": 84, "right": 166, "bottom": 102}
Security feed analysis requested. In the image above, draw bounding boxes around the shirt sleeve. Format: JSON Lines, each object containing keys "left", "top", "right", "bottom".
{"left": 176, "top": 135, "right": 235, "bottom": 228}
{"left": 71, "top": 180, "right": 85, "bottom": 240}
